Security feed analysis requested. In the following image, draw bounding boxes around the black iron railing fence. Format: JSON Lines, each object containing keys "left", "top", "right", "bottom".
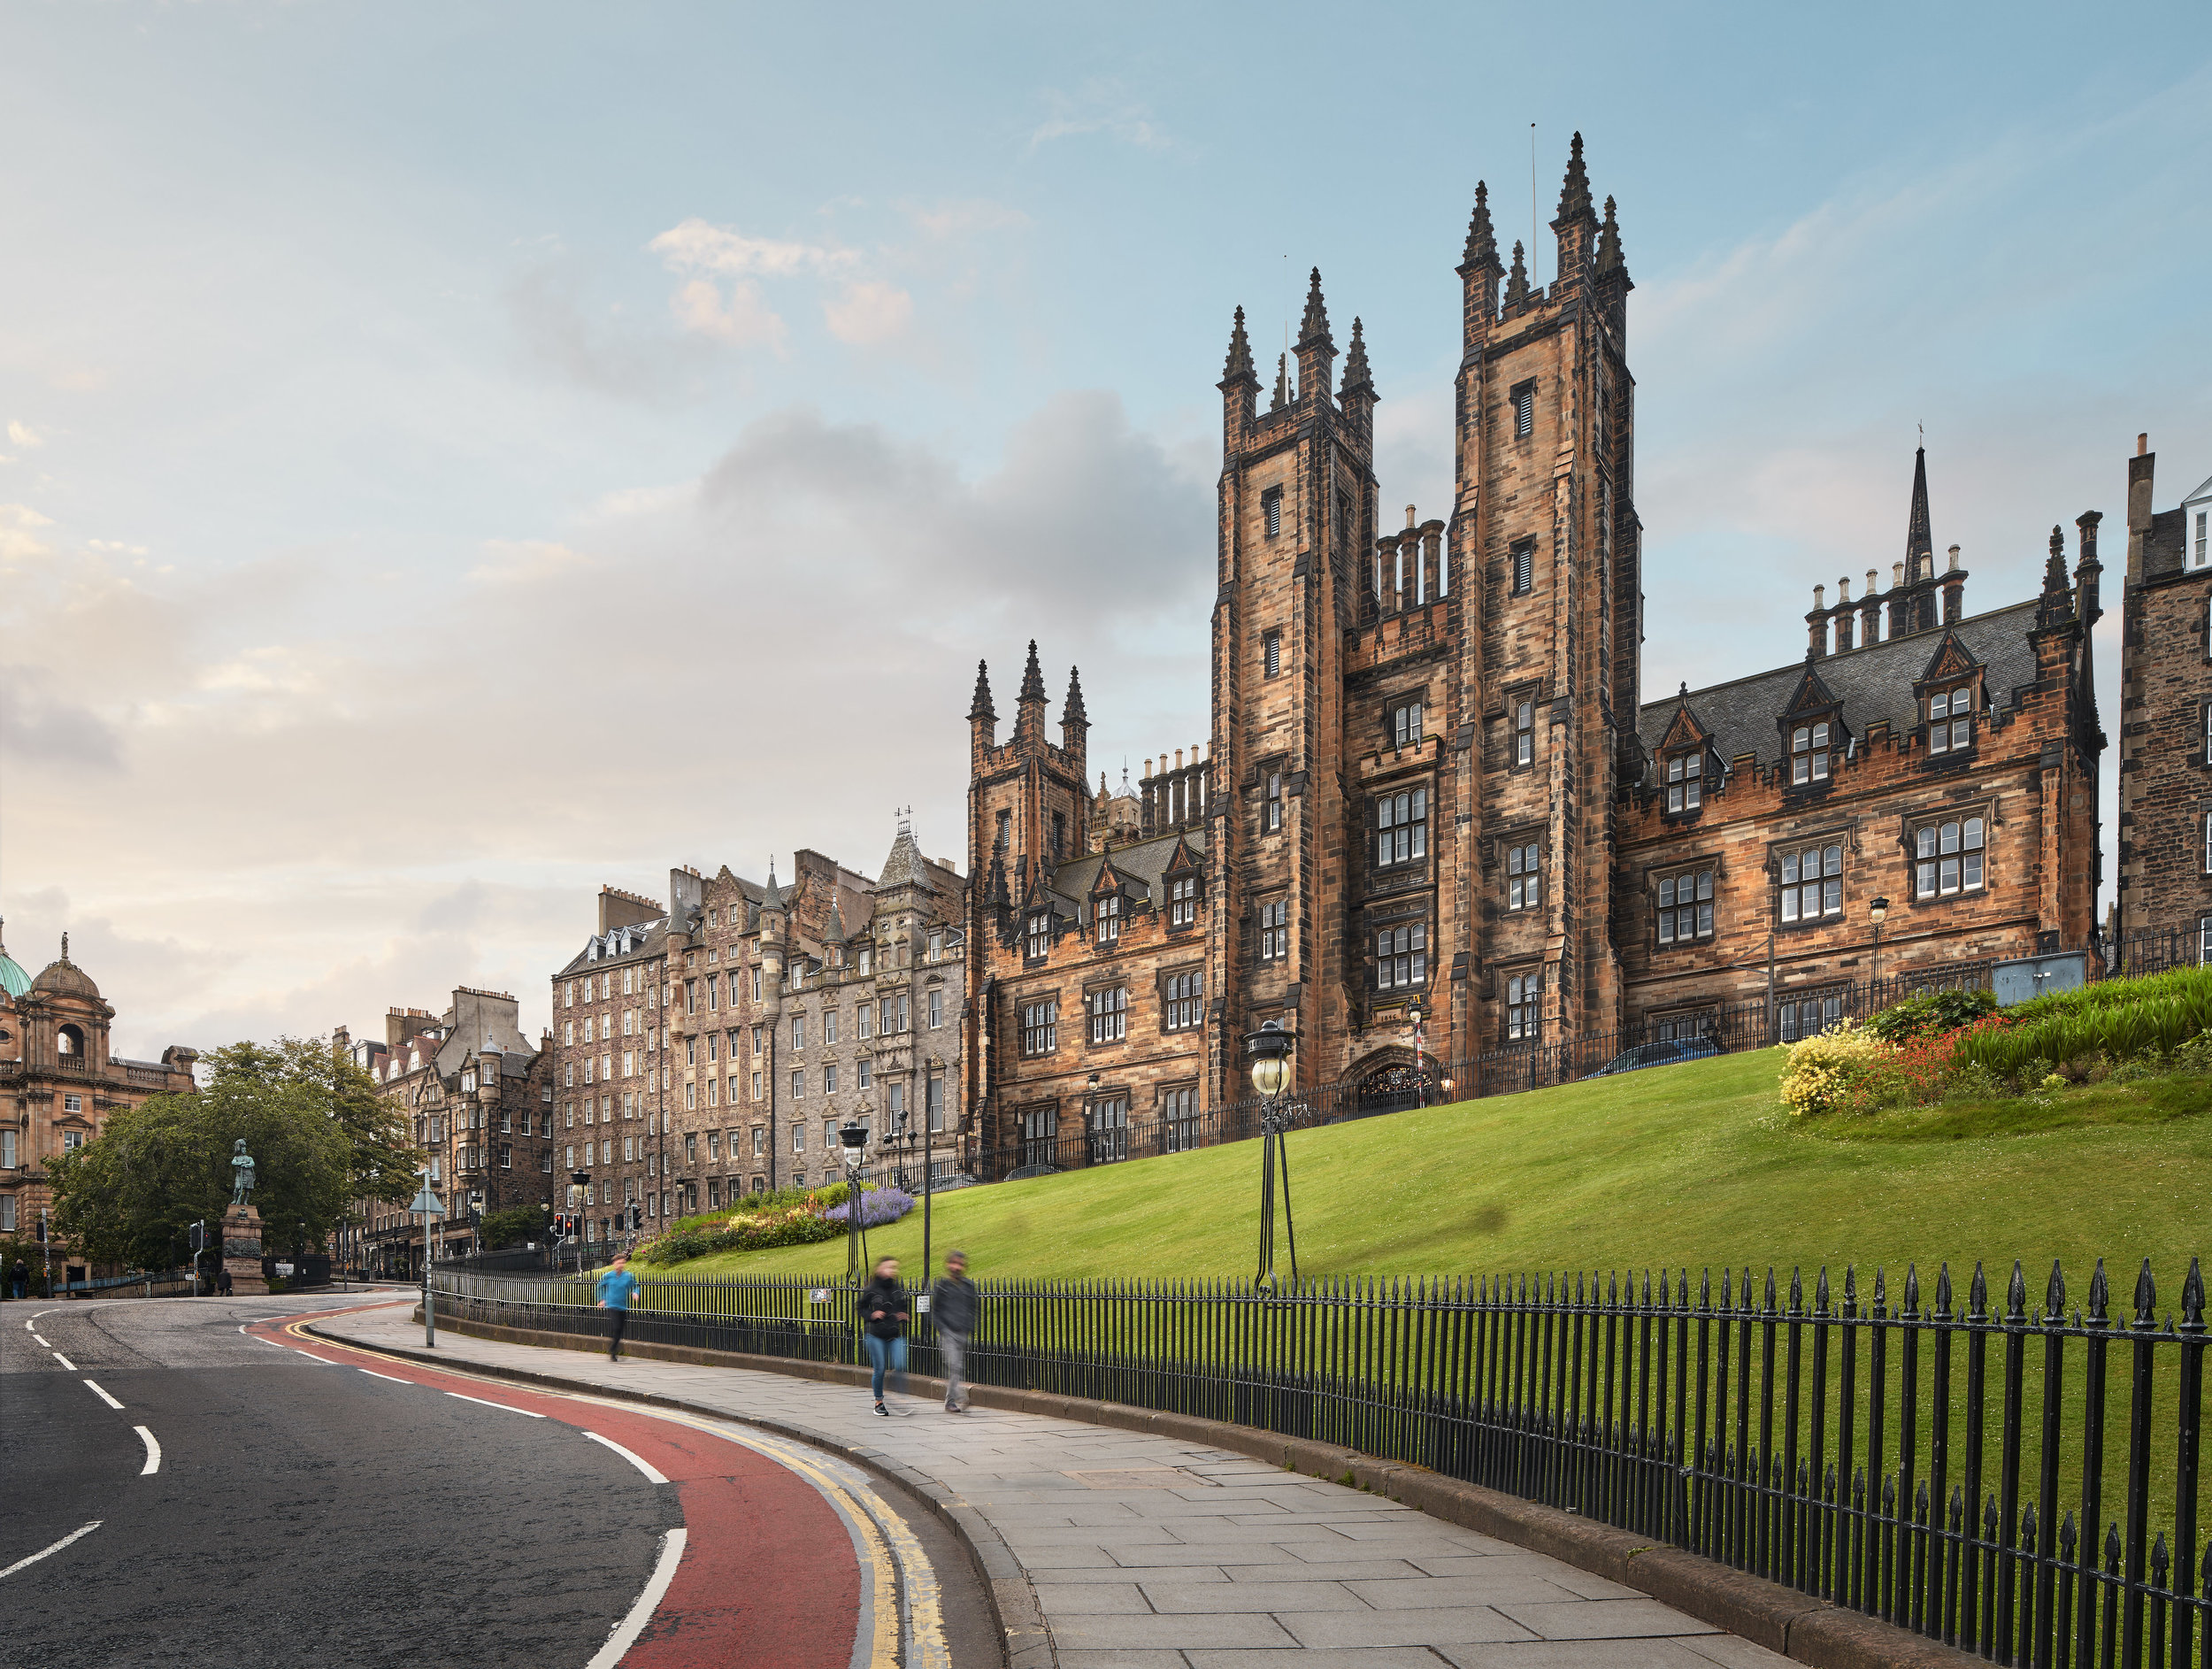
{"left": 434, "top": 1250, "right": 2208, "bottom": 1667}
{"left": 972, "top": 957, "right": 2005, "bottom": 1184}
{"left": 2110, "top": 929, "right": 2202, "bottom": 981}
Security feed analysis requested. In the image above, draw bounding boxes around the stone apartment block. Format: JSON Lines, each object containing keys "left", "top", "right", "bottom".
{"left": 340, "top": 986, "right": 556, "bottom": 1274}
{"left": 0, "top": 927, "right": 197, "bottom": 1268}
{"left": 2116, "top": 438, "right": 2212, "bottom": 951}
{"left": 550, "top": 825, "right": 966, "bottom": 1242}
{"left": 966, "top": 135, "right": 2108, "bottom": 1148}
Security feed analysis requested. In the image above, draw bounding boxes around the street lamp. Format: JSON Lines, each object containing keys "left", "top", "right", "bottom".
{"left": 838, "top": 1121, "right": 869, "bottom": 1288}
{"left": 1244, "top": 1020, "right": 1296, "bottom": 1289}
{"left": 1870, "top": 896, "right": 1891, "bottom": 989}
{"left": 569, "top": 1170, "right": 591, "bottom": 1272}
{"left": 1406, "top": 998, "right": 1427, "bottom": 1108}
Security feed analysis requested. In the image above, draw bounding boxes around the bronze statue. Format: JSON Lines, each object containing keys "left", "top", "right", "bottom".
{"left": 230, "top": 1139, "right": 257, "bottom": 1207}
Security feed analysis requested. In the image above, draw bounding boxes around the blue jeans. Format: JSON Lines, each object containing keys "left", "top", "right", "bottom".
{"left": 864, "top": 1333, "right": 907, "bottom": 1401}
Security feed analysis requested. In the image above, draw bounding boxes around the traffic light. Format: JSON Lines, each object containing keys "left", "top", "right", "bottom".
{"left": 35, "top": 1219, "right": 46, "bottom": 1243}
{"left": 188, "top": 1221, "right": 206, "bottom": 1253}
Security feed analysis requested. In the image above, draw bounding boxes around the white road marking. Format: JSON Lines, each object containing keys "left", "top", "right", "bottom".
{"left": 0, "top": 1521, "right": 102, "bottom": 1581}
{"left": 359, "top": 1368, "right": 411, "bottom": 1384}
{"left": 30, "top": 1334, "right": 50, "bottom": 1348}
{"left": 134, "top": 1427, "right": 161, "bottom": 1476}
{"left": 583, "top": 1527, "right": 686, "bottom": 1669}
{"left": 51, "top": 1352, "right": 75, "bottom": 1371}
{"left": 82, "top": 1380, "right": 123, "bottom": 1411}
{"left": 582, "top": 1429, "right": 670, "bottom": 1485}
{"left": 444, "top": 1390, "right": 544, "bottom": 1418}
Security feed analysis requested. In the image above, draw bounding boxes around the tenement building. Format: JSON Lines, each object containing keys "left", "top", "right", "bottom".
{"left": 964, "top": 135, "right": 2106, "bottom": 1147}
{"left": 2116, "top": 436, "right": 2212, "bottom": 950}
{"left": 549, "top": 822, "right": 966, "bottom": 1239}
{"left": 340, "top": 986, "right": 556, "bottom": 1274}
{"left": 0, "top": 927, "right": 198, "bottom": 1264}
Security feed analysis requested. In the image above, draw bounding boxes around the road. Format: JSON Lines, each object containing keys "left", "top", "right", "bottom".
{"left": 0, "top": 1291, "right": 995, "bottom": 1668}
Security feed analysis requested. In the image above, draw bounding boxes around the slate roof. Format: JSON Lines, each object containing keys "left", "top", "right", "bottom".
{"left": 556, "top": 915, "right": 671, "bottom": 978}
{"left": 1637, "top": 598, "right": 2047, "bottom": 773}
{"left": 875, "top": 827, "right": 934, "bottom": 893}
{"left": 1037, "top": 828, "right": 1206, "bottom": 927}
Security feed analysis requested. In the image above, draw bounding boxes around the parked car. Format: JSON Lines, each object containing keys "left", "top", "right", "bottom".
{"left": 1587, "top": 1037, "right": 1721, "bottom": 1077}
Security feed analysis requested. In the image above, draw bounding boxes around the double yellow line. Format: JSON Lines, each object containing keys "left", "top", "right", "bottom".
{"left": 281, "top": 1319, "right": 948, "bottom": 1669}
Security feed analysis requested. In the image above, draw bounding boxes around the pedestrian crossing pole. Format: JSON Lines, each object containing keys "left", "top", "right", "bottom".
{"left": 411, "top": 1181, "right": 446, "bottom": 1347}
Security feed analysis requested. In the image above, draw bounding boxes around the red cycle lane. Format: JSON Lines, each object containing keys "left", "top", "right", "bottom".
{"left": 255, "top": 1306, "right": 860, "bottom": 1669}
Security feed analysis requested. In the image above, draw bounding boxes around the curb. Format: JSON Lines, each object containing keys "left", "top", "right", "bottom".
{"left": 307, "top": 1312, "right": 1055, "bottom": 1669}
{"left": 342, "top": 1309, "right": 1981, "bottom": 1669}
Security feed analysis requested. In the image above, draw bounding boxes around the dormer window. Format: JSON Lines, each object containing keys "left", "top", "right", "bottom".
{"left": 1025, "top": 912, "right": 1049, "bottom": 961}
{"left": 1168, "top": 875, "right": 1198, "bottom": 928}
{"left": 1665, "top": 751, "right": 1703, "bottom": 812}
{"left": 1928, "top": 685, "right": 1976, "bottom": 753}
{"left": 1095, "top": 894, "right": 1122, "bottom": 947}
{"left": 857, "top": 944, "right": 873, "bottom": 976}
{"left": 1791, "top": 721, "right": 1832, "bottom": 786}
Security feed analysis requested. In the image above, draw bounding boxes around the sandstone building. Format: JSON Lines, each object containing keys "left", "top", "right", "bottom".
{"left": 2116, "top": 436, "right": 2212, "bottom": 951}
{"left": 964, "top": 136, "right": 2106, "bottom": 1158}
{"left": 549, "top": 822, "right": 965, "bottom": 1242}
{"left": 0, "top": 927, "right": 198, "bottom": 1270}
{"left": 340, "top": 986, "right": 556, "bottom": 1274}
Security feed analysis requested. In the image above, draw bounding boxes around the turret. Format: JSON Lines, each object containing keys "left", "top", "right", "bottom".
{"left": 2037, "top": 526, "right": 2077, "bottom": 630}
{"left": 1294, "top": 267, "right": 1334, "bottom": 416}
{"left": 1456, "top": 181, "right": 1502, "bottom": 345}
{"left": 1551, "top": 132, "right": 1599, "bottom": 282}
{"left": 2075, "top": 509, "right": 2103, "bottom": 625}
{"left": 1339, "top": 316, "right": 1374, "bottom": 437}
{"left": 1503, "top": 240, "right": 1530, "bottom": 312}
{"left": 968, "top": 659, "right": 996, "bottom": 756}
{"left": 1014, "top": 639, "right": 1048, "bottom": 745}
{"left": 1218, "top": 305, "right": 1257, "bottom": 444}
{"left": 1061, "top": 665, "right": 1089, "bottom": 762}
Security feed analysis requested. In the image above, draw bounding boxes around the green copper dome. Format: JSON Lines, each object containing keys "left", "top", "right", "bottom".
{"left": 0, "top": 932, "right": 27, "bottom": 1000}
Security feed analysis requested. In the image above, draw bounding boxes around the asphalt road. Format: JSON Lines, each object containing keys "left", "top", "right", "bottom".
{"left": 1, "top": 1291, "right": 996, "bottom": 1668}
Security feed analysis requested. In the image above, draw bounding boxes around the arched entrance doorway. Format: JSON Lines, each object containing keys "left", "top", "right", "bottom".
{"left": 1348, "top": 1050, "right": 1440, "bottom": 1118}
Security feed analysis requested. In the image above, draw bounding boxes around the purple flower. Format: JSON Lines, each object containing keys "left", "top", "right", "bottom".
{"left": 823, "top": 1187, "right": 915, "bottom": 1227}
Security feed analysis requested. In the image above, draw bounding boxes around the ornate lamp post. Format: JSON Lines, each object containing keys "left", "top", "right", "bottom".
{"left": 1870, "top": 896, "right": 1891, "bottom": 990}
{"left": 1406, "top": 998, "right": 1427, "bottom": 1108}
{"left": 838, "top": 1121, "right": 869, "bottom": 1289}
{"left": 1244, "top": 1020, "right": 1296, "bottom": 1289}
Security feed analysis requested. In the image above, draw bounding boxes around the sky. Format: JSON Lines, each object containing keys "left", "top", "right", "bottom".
{"left": 4, "top": 3, "right": 2208, "bottom": 1060}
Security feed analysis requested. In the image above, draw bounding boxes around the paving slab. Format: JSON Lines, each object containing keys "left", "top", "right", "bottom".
{"left": 309, "top": 1302, "right": 1791, "bottom": 1666}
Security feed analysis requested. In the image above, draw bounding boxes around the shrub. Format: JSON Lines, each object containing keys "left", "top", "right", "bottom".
{"left": 1778, "top": 1024, "right": 1891, "bottom": 1118}
{"left": 1957, "top": 967, "right": 2212, "bottom": 1080}
{"left": 1864, "top": 987, "right": 1997, "bottom": 1044}
{"left": 825, "top": 1187, "right": 914, "bottom": 1228}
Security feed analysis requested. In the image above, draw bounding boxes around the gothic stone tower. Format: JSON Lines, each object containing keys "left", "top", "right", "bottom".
{"left": 1210, "top": 137, "right": 1635, "bottom": 1090}
{"left": 1451, "top": 139, "right": 1636, "bottom": 1055}
{"left": 1211, "top": 268, "right": 1380, "bottom": 1093}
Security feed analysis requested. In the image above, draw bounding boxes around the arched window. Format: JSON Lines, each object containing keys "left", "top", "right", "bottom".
{"left": 58, "top": 1023, "right": 87, "bottom": 1058}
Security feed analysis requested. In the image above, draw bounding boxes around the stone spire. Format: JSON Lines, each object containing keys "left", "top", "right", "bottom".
{"left": 1219, "top": 304, "right": 1256, "bottom": 389}
{"left": 1297, "top": 266, "right": 1332, "bottom": 353}
{"left": 967, "top": 658, "right": 995, "bottom": 723}
{"left": 1340, "top": 316, "right": 1372, "bottom": 397}
{"left": 1018, "top": 638, "right": 1048, "bottom": 704}
{"left": 1905, "top": 445, "right": 1934, "bottom": 578}
{"left": 1459, "top": 181, "right": 1499, "bottom": 273}
{"left": 760, "top": 859, "right": 783, "bottom": 913}
{"left": 1063, "top": 664, "right": 1088, "bottom": 729}
{"left": 2039, "top": 526, "right": 2078, "bottom": 629}
{"left": 1596, "top": 195, "right": 1624, "bottom": 273}
{"left": 1504, "top": 241, "right": 1530, "bottom": 309}
{"left": 1553, "top": 131, "right": 1595, "bottom": 228}
{"left": 1271, "top": 352, "right": 1290, "bottom": 411}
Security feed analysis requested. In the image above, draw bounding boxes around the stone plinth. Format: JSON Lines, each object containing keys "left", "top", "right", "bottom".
{"left": 222, "top": 1204, "right": 268, "bottom": 1296}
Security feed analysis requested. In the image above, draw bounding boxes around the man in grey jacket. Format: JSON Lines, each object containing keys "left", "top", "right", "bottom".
{"left": 931, "top": 1250, "right": 979, "bottom": 1413}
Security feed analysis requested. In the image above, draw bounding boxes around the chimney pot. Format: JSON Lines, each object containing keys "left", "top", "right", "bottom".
{"left": 1893, "top": 561, "right": 1906, "bottom": 587}
{"left": 2139, "top": 433, "right": 2148, "bottom": 457}
{"left": 1947, "top": 544, "right": 1962, "bottom": 572}
{"left": 1838, "top": 576, "right": 1851, "bottom": 602}
{"left": 1814, "top": 583, "right": 1826, "bottom": 609}
{"left": 1405, "top": 504, "right": 1417, "bottom": 529}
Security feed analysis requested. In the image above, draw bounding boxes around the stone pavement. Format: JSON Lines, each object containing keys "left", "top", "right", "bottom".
{"left": 315, "top": 1303, "right": 1788, "bottom": 1669}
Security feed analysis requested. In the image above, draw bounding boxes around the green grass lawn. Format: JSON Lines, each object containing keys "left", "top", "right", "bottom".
{"left": 665, "top": 1049, "right": 2208, "bottom": 1290}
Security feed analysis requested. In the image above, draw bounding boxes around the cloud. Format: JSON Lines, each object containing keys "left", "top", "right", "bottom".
{"left": 670, "top": 277, "right": 787, "bottom": 350}
{"left": 903, "top": 199, "right": 1030, "bottom": 241}
{"left": 503, "top": 264, "right": 696, "bottom": 401}
{"left": 1028, "top": 81, "right": 1171, "bottom": 153}
{"left": 823, "top": 280, "right": 914, "bottom": 347}
{"left": 0, "top": 503, "right": 55, "bottom": 563}
{"left": 0, "top": 393, "right": 1215, "bottom": 1058}
{"left": 649, "top": 218, "right": 856, "bottom": 278}
{"left": 7, "top": 420, "right": 46, "bottom": 448}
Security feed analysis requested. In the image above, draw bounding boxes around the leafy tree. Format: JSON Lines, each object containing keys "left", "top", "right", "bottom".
{"left": 480, "top": 1202, "right": 550, "bottom": 1250}
{"left": 52, "top": 1037, "right": 419, "bottom": 1267}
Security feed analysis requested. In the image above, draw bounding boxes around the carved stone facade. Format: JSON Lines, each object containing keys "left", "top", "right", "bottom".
{"left": 0, "top": 928, "right": 198, "bottom": 1260}
{"left": 341, "top": 987, "right": 556, "bottom": 1274}
{"left": 966, "top": 137, "right": 2107, "bottom": 1145}
{"left": 549, "top": 827, "right": 966, "bottom": 1241}
{"left": 2116, "top": 438, "right": 2212, "bottom": 949}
